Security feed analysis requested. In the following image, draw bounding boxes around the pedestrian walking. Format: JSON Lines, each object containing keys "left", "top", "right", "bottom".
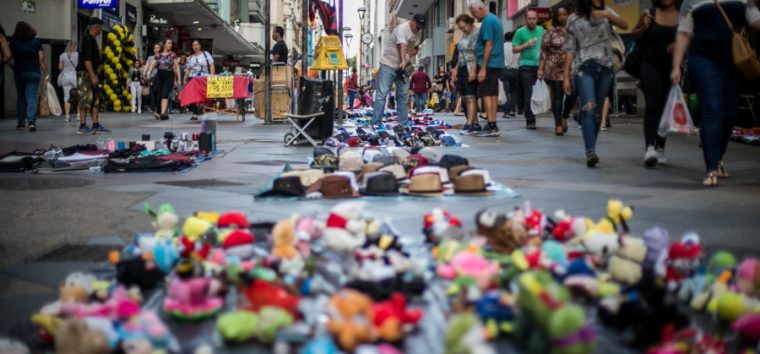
{"left": 146, "top": 43, "right": 161, "bottom": 116}
{"left": 470, "top": 1, "right": 505, "bottom": 137}
{"left": 128, "top": 60, "right": 143, "bottom": 114}
{"left": 183, "top": 39, "right": 215, "bottom": 120}
{"left": 563, "top": 0, "right": 628, "bottom": 167}
{"left": 76, "top": 17, "right": 110, "bottom": 134}
{"left": 671, "top": 0, "right": 760, "bottom": 185}
{"left": 143, "top": 38, "right": 180, "bottom": 121}
{"left": 632, "top": 0, "right": 678, "bottom": 167}
{"left": 372, "top": 14, "right": 425, "bottom": 126}
{"left": 58, "top": 41, "right": 78, "bottom": 121}
{"left": 501, "top": 32, "right": 520, "bottom": 118}
{"left": 513, "top": 10, "right": 545, "bottom": 130}
{"left": 433, "top": 65, "right": 447, "bottom": 111}
{"left": 539, "top": 6, "right": 572, "bottom": 136}
{"left": 8, "top": 21, "right": 45, "bottom": 132}
{"left": 347, "top": 67, "right": 358, "bottom": 109}
{"left": 410, "top": 66, "right": 432, "bottom": 113}
{"left": 451, "top": 14, "right": 481, "bottom": 135}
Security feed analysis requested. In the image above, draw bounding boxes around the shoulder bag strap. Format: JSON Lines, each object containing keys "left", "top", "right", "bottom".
{"left": 713, "top": 0, "right": 736, "bottom": 31}
{"left": 203, "top": 51, "right": 211, "bottom": 74}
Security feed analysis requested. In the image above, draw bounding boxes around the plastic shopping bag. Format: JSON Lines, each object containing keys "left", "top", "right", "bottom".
{"left": 47, "top": 81, "right": 62, "bottom": 116}
{"left": 498, "top": 80, "right": 507, "bottom": 106}
{"left": 530, "top": 79, "right": 551, "bottom": 114}
{"left": 658, "top": 85, "right": 694, "bottom": 137}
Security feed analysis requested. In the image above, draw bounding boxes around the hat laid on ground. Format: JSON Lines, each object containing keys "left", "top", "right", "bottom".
{"left": 360, "top": 172, "right": 400, "bottom": 196}
{"left": 418, "top": 147, "right": 443, "bottom": 164}
{"left": 372, "top": 153, "right": 396, "bottom": 166}
{"left": 461, "top": 169, "right": 494, "bottom": 186}
{"left": 314, "top": 147, "right": 335, "bottom": 160}
{"left": 400, "top": 173, "right": 444, "bottom": 197}
{"left": 411, "top": 165, "right": 450, "bottom": 184}
{"left": 403, "top": 154, "right": 430, "bottom": 172}
{"left": 339, "top": 150, "right": 364, "bottom": 172}
{"left": 449, "top": 165, "right": 472, "bottom": 179}
{"left": 438, "top": 154, "right": 469, "bottom": 169}
{"left": 348, "top": 136, "right": 362, "bottom": 147}
{"left": 281, "top": 169, "right": 325, "bottom": 188}
{"left": 453, "top": 174, "right": 493, "bottom": 196}
{"left": 314, "top": 154, "right": 339, "bottom": 169}
{"left": 333, "top": 171, "right": 360, "bottom": 192}
{"left": 258, "top": 176, "right": 305, "bottom": 197}
{"left": 389, "top": 147, "right": 411, "bottom": 165}
{"left": 380, "top": 164, "right": 408, "bottom": 182}
{"left": 362, "top": 148, "right": 383, "bottom": 163}
{"left": 306, "top": 175, "right": 359, "bottom": 199}
{"left": 359, "top": 162, "right": 385, "bottom": 183}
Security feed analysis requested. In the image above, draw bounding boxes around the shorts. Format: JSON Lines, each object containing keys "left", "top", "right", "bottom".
{"left": 457, "top": 65, "right": 477, "bottom": 99}
{"left": 155, "top": 70, "right": 175, "bottom": 100}
{"left": 77, "top": 70, "right": 100, "bottom": 110}
{"left": 477, "top": 67, "right": 502, "bottom": 98}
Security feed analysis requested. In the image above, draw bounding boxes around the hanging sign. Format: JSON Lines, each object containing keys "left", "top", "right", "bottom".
{"left": 207, "top": 76, "right": 234, "bottom": 98}
{"left": 78, "top": 0, "right": 118, "bottom": 10}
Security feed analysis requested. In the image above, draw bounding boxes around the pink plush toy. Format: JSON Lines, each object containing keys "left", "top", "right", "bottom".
{"left": 163, "top": 259, "right": 223, "bottom": 320}
{"left": 732, "top": 313, "right": 760, "bottom": 342}
{"left": 737, "top": 258, "right": 760, "bottom": 297}
{"left": 438, "top": 251, "right": 499, "bottom": 289}
{"left": 60, "top": 286, "right": 140, "bottom": 320}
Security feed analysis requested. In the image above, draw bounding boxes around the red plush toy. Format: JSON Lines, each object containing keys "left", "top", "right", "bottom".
{"left": 244, "top": 279, "right": 301, "bottom": 319}
{"left": 372, "top": 292, "right": 423, "bottom": 342}
{"left": 665, "top": 234, "right": 702, "bottom": 282}
{"left": 217, "top": 211, "right": 250, "bottom": 229}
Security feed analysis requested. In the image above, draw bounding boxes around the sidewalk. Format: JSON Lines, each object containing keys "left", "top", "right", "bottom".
{"left": 1, "top": 111, "right": 759, "bottom": 341}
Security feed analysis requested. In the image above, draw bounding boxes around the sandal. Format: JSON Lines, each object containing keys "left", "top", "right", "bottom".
{"left": 153, "top": 112, "right": 160, "bottom": 120}
{"left": 190, "top": 115, "right": 198, "bottom": 121}
{"left": 717, "top": 162, "right": 729, "bottom": 179}
{"left": 703, "top": 171, "right": 718, "bottom": 187}
{"left": 555, "top": 125, "right": 564, "bottom": 136}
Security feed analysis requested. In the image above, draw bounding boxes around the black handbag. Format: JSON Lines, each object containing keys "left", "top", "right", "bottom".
{"left": 623, "top": 8, "right": 654, "bottom": 79}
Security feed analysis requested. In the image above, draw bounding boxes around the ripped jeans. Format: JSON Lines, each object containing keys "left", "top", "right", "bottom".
{"left": 574, "top": 61, "right": 614, "bottom": 153}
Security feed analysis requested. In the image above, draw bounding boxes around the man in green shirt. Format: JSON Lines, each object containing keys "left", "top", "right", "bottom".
{"left": 513, "top": 10, "right": 545, "bottom": 130}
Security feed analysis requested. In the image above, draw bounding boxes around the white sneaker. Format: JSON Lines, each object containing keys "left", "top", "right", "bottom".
{"left": 656, "top": 148, "right": 668, "bottom": 165}
{"left": 644, "top": 146, "right": 657, "bottom": 167}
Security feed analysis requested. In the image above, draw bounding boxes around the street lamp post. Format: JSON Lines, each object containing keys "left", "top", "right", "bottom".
{"left": 358, "top": 6, "right": 366, "bottom": 84}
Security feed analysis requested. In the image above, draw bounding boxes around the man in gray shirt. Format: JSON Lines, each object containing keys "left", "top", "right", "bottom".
{"left": 372, "top": 14, "right": 425, "bottom": 126}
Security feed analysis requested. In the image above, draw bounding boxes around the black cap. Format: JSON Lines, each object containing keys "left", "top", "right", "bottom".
{"left": 88, "top": 17, "right": 104, "bottom": 26}
{"left": 413, "top": 14, "right": 427, "bottom": 27}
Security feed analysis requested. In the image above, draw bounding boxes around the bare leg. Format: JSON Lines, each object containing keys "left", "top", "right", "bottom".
{"left": 601, "top": 97, "right": 610, "bottom": 129}
{"left": 161, "top": 98, "right": 169, "bottom": 115}
{"left": 91, "top": 107, "right": 99, "bottom": 125}
{"left": 64, "top": 102, "right": 71, "bottom": 116}
{"left": 79, "top": 109, "right": 87, "bottom": 125}
{"left": 486, "top": 96, "right": 497, "bottom": 123}
{"left": 465, "top": 98, "right": 477, "bottom": 125}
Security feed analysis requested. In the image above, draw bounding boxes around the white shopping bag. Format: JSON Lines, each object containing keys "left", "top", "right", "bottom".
{"left": 530, "top": 79, "right": 551, "bottom": 114}
{"left": 498, "top": 80, "right": 507, "bottom": 106}
{"left": 47, "top": 81, "right": 62, "bottom": 116}
{"left": 658, "top": 85, "right": 694, "bottom": 137}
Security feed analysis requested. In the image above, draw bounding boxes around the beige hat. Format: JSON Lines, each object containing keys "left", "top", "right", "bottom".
{"left": 453, "top": 174, "right": 493, "bottom": 196}
{"left": 388, "top": 147, "right": 411, "bottom": 165}
{"left": 379, "top": 164, "right": 408, "bottom": 181}
{"left": 339, "top": 150, "right": 364, "bottom": 172}
{"left": 411, "top": 165, "right": 451, "bottom": 184}
{"left": 281, "top": 169, "right": 326, "bottom": 187}
{"left": 461, "top": 168, "right": 494, "bottom": 186}
{"left": 400, "top": 173, "right": 445, "bottom": 197}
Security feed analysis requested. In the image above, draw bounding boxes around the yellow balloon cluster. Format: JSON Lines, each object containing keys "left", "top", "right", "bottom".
{"left": 101, "top": 25, "right": 138, "bottom": 112}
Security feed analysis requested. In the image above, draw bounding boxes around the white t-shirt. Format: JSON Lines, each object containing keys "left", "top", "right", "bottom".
{"left": 503, "top": 42, "right": 520, "bottom": 69}
{"left": 58, "top": 52, "right": 78, "bottom": 85}
{"left": 187, "top": 51, "right": 214, "bottom": 78}
{"left": 380, "top": 21, "right": 422, "bottom": 69}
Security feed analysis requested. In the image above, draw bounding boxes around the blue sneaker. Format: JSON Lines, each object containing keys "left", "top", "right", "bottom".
{"left": 460, "top": 124, "right": 471, "bottom": 135}
{"left": 77, "top": 125, "right": 94, "bottom": 135}
{"left": 466, "top": 124, "right": 483, "bottom": 136}
{"left": 92, "top": 124, "right": 112, "bottom": 134}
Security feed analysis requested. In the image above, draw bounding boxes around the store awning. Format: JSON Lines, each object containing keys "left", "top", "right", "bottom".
{"left": 394, "top": 0, "right": 435, "bottom": 18}
{"left": 145, "top": 0, "right": 256, "bottom": 56}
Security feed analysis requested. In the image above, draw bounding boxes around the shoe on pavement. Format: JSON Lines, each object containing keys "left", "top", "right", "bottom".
{"left": 92, "top": 124, "right": 112, "bottom": 134}
{"left": 476, "top": 124, "right": 499, "bottom": 137}
{"left": 29, "top": 123, "right": 36, "bottom": 132}
{"left": 77, "top": 125, "right": 94, "bottom": 135}
{"left": 656, "top": 148, "right": 668, "bottom": 165}
{"left": 526, "top": 123, "right": 536, "bottom": 130}
{"left": 644, "top": 146, "right": 657, "bottom": 168}
{"left": 601, "top": 126, "right": 608, "bottom": 131}
{"left": 466, "top": 124, "right": 483, "bottom": 136}
{"left": 586, "top": 151, "right": 599, "bottom": 167}
{"left": 460, "top": 124, "right": 472, "bottom": 135}
{"left": 16, "top": 123, "right": 25, "bottom": 130}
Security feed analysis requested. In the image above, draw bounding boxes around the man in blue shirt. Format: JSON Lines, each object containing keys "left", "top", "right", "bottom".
{"left": 512, "top": 9, "right": 545, "bottom": 130}
{"left": 470, "top": 1, "right": 504, "bottom": 137}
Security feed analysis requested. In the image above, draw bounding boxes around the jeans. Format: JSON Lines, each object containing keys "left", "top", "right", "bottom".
{"left": 14, "top": 70, "right": 41, "bottom": 126}
{"left": 688, "top": 55, "right": 741, "bottom": 172}
{"left": 373, "top": 64, "right": 410, "bottom": 125}
{"left": 501, "top": 68, "right": 518, "bottom": 114}
{"left": 519, "top": 66, "right": 539, "bottom": 122}
{"left": 574, "top": 61, "right": 614, "bottom": 153}
{"left": 129, "top": 82, "right": 142, "bottom": 112}
{"left": 414, "top": 92, "right": 428, "bottom": 112}
{"left": 548, "top": 80, "right": 574, "bottom": 126}
{"left": 640, "top": 60, "right": 669, "bottom": 149}
{"left": 348, "top": 89, "right": 356, "bottom": 109}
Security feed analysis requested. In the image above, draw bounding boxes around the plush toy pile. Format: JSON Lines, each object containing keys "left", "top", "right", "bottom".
{"left": 25, "top": 199, "right": 760, "bottom": 354}
{"left": 99, "top": 25, "right": 138, "bottom": 113}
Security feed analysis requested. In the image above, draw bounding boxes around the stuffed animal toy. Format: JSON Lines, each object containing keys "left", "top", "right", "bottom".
{"left": 144, "top": 203, "right": 179, "bottom": 239}
{"left": 371, "top": 292, "right": 423, "bottom": 342}
{"left": 548, "top": 304, "right": 597, "bottom": 354}
{"left": 732, "top": 313, "right": 760, "bottom": 342}
{"left": 608, "top": 235, "right": 648, "bottom": 286}
{"left": 117, "top": 310, "right": 170, "bottom": 348}
{"left": 548, "top": 210, "right": 576, "bottom": 242}
{"left": 272, "top": 219, "right": 299, "bottom": 260}
{"left": 715, "top": 290, "right": 760, "bottom": 323}
{"left": 523, "top": 205, "right": 548, "bottom": 238}
{"left": 59, "top": 272, "right": 96, "bottom": 303}
{"left": 663, "top": 233, "right": 702, "bottom": 286}
{"left": 581, "top": 222, "right": 620, "bottom": 266}
{"left": 323, "top": 202, "right": 367, "bottom": 252}
{"left": 476, "top": 209, "right": 528, "bottom": 254}
{"left": 705, "top": 251, "right": 737, "bottom": 286}
{"left": 121, "top": 338, "right": 155, "bottom": 354}
{"left": 135, "top": 235, "right": 179, "bottom": 274}
{"left": 302, "top": 336, "right": 340, "bottom": 354}
{"left": 604, "top": 200, "right": 634, "bottom": 232}
{"left": 179, "top": 217, "right": 216, "bottom": 260}
{"left": 59, "top": 286, "right": 140, "bottom": 320}
{"left": 326, "top": 289, "right": 375, "bottom": 352}
{"left": 737, "top": 258, "right": 760, "bottom": 297}
{"left": 690, "top": 270, "right": 732, "bottom": 312}
{"left": 217, "top": 211, "right": 250, "bottom": 229}
{"left": 444, "top": 313, "right": 495, "bottom": 354}
{"left": 438, "top": 250, "right": 499, "bottom": 290}
{"left": 642, "top": 227, "right": 670, "bottom": 272}
{"left": 475, "top": 289, "right": 516, "bottom": 338}
{"left": 244, "top": 279, "right": 301, "bottom": 319}
{"left": 110, "top": 251, "right": 165, "bottom": 291}
{"left": 216, "top": 307, "right": 294, "bottom": 343}
{"left": 163, "top": 259, "right": 223, "bottom": 320}
{"left": 54, "top": 319, "right": 111, "bottom": 354}
{"left": 423, "top": 208, "right": 464, "bottom": 244}
{"left": 222, "top": 229, "right": 255, "bottom": 260}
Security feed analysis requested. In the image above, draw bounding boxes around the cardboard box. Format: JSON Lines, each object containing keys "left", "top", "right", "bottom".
{"left": 270, "top": 65, "right": 292, "bottom": 85}
{"left": 254, "top": 85, "right": 290, "bottom": 120}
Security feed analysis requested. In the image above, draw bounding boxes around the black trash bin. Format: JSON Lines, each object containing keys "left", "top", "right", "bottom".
{"left": 298, "top": 77, "right": 334, "bottom": 141}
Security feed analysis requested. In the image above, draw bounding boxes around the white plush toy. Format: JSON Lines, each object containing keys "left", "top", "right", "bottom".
{"left": 323, "top": 202, "right": 367, "bottom": 252}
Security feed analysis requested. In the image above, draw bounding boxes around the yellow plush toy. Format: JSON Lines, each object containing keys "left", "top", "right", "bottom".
{"left": 272, "top": 219, "right": 299, "bottom": 260}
